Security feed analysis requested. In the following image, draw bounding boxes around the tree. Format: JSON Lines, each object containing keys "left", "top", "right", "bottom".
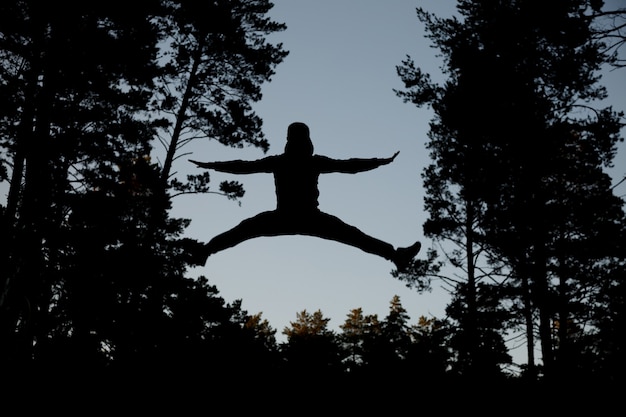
{"left": 154, "top": 278, "right": 282, "bottom": 379}
{"left": 394, "top": 2, "right": 522, "bottom": 378}
{"left": 152, "top": 0, "right": 288, "bottom": 196}
{"left": 0, "top": 0, "right": 163, "bottom": 366}
{"left": 338, "top": 301, "right": 453, "bottom": 389}
{"left": 245, "top": 312, "right": 280, "bottom": 354}
{"left": 590, "top": 252, "right": 626, "bottom": 383}
{"left": 446, "top": 282, "right": 513, "bottom": 379}
{"left": 396, "top": 0, "right": 625, "bottom": 381}
{"left": 591, "top": 5, "right": 626, "bottom": 68}
{"left": 0, "top": 0, "right": 288, "bottom": 372}
{"left": 281, "top": 309, "right": 343, "bottom": 375}
{"left": 356, "top": 295, "right": 413, "bottom": 377}
{"left": 339, "top": 307, "right": 381, "bottom": 373}
{"left": 406, "top": 315, "right": 451, "bottom": 380}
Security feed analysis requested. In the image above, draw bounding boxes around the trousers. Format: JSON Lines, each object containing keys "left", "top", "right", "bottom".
{"left": 206, "top": 209, "right": 395, "bottom": 260}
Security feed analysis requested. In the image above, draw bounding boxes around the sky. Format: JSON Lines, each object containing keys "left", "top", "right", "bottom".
{"left": 176, "top": 0, "right": 457, "bottom": 343}
{"left": 172, "top": 0, "right": 626, "bottom": 363}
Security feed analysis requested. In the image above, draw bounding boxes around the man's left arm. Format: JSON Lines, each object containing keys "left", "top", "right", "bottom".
{"left": 318, "top": 151, "right": 399, "bottom": 174}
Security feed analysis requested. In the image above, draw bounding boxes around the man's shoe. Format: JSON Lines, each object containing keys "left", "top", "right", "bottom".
{"left": 393, "top": 241, "right": 421, "bottom": 272}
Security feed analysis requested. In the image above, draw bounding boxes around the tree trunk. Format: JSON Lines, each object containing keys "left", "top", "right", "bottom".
{"left": 534, "top": 239, "right": 554, "bottom": 379}
{"left": 465, "top": 200, "right": 478, "bottom": 375}
{"left": 521, "top": 271, "right": 536, "bottom": 380}
{"left": 0, "top": 18, "right": 50, "bottom": 362}
{"left": 556, "top": 250, "right": 570, "bottom": 380}
{"left": 160, "top": 45, "right": 202, "bottom": 186}
{"left": 15, "top": 32, "right": 57, "bottom": 362}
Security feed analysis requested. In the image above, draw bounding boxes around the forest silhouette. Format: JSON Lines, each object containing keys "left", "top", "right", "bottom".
{"left": 0, "top": 0, "right": 625, "bottom": 402}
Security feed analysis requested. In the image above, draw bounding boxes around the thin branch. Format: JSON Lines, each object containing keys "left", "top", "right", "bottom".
{"left": 610, "top": 174, "right": 626, "bottom": 191}
{"left": 170, "top": 189, "right": 243, "bottom": 200}
{"left": 171, "top": 151, "right": 193, "bottom": 162}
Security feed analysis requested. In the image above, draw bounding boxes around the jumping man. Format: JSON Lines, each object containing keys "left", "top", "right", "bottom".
{"left": 189, "top": 122, "right": 421, "bottom": 271}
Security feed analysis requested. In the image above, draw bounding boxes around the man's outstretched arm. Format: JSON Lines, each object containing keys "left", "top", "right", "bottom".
{"left": 189, "top": 156, "right": 275, "bottom": 174}
{"left": 318, "top": 151, "right": 399, "bottom": 174}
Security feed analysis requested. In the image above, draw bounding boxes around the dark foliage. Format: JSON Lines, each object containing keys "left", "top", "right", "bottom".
{"left": 0, "top": 0, "right": 623, "bottom": 399}
{"left": 0, "top": 0, "right": 287, "bottom": 375}
{"left": 396, "top": 0, "right": 625, "bottom": 383}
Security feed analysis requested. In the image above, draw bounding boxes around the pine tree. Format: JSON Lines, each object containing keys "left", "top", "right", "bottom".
{"left": 407, "top": 315, "right": 451, "bottom": 380}
{"left": 396, "top": 0, "right": 625, "bottom": 381}
{"left": 282, "top": 309, "right": 343, "bottom": 376}
{"left": 0, "top": 0, "right": 162, "bottom": 366}
{"left": 152, "top": 0, "right": 288, "bottom": 195}
{"left": 339, "top": 307, "right": 380, "bottom": 373}
{"left": 359, "top": 296, "right": 413, "bottom": 377}
{"left": 0, "top": 0, "right": 288, "bottom": 372}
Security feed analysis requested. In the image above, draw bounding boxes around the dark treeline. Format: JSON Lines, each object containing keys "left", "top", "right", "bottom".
{"left": 0, "top": 0, "right": 288, "bottom": 378}
{"left": 1, "top": 0, "right": 625, "bottom": 400}
{"left": 394, "top": 0, "right": 626, "bottom": 390}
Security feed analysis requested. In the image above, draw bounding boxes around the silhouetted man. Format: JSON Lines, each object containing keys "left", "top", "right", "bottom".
{"left": 190, "top": 122, "right": 421, "bottom": 271}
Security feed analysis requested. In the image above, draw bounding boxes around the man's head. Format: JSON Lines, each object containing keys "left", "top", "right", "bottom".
{"left": 285, "top": 122, "right": 314, "bottom": 157}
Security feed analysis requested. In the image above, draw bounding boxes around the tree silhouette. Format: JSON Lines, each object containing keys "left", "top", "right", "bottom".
{"left": 406, "top": 315, "right": 451, "bottom": 380}
{"left": 339, "top": 307, "right": 380, "bottom": 373}
{"left": 152, "top": 0, "right": 288, "bottom": 194}
{"left": 396, "top": 0, "right": 625, "bottom": 382}
{"left": 591, "top": 6, "right": 626, "bottom": 68}
{"left": 446, "top": 282, "right": 513, "bottom": 379}
{"left": 281, "top": 309, "right": 343, "bottom": 376}
{"left": 0, "top": 0, "right": 288, "bottom": 375}
{"left": 1, "top": 0, "right": 624, "bottom": 391}
{"left": 0, "top": 1, "right": 162, "bottom": 366}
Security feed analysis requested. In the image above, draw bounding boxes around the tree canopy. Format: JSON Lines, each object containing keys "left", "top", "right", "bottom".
{"left": 396, "top": 0, "right": 625, "bottom": 383}
{"left": 0, "top": 0, "right": 624, "bottom": 398}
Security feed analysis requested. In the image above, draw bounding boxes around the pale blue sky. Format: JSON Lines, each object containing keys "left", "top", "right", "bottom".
{"left": 176, "top": 0, "right": 626, "bottom": 364}
{"left": 178, "top": 0, "right": 453, "bottom": 340}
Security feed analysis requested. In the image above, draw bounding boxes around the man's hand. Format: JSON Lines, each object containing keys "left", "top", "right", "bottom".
{"left": 189, "top": 159, "right": 213, "bottom": 169}
{"left": 383, "top": 151, "right": 400, "bottom": 164}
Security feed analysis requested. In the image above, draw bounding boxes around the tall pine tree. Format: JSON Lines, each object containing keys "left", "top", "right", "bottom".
{"left": 0, "top": 0, "right": 288, "bottom": 373}
{"left": 396, "top": 0, "right": 625, "bottom": 381}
